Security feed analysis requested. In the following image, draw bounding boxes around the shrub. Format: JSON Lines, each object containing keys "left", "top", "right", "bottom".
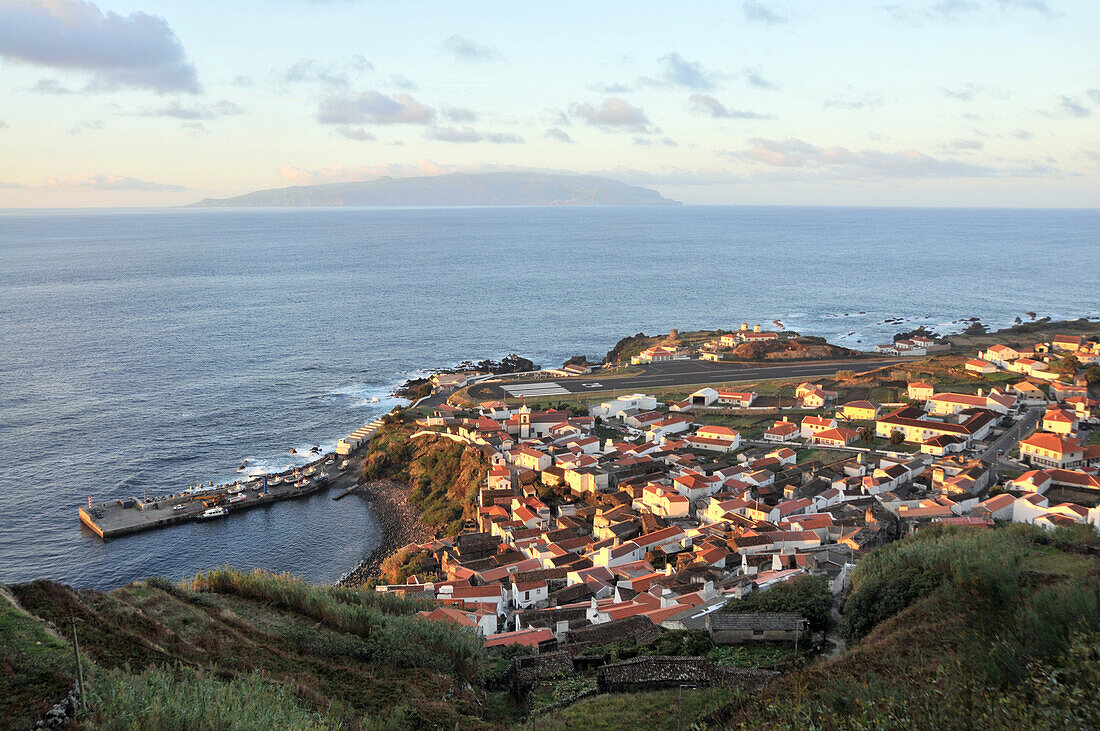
{"left": 724, "top": 574, "right": 832, "bottom": 632}
{"left": 189, "top": 568, "right": 484, "bottom": 682}
{"left": 88, "top": 667, "right": 337, "bottom": 730}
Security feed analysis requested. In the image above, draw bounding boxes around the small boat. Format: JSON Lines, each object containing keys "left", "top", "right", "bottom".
{"left": 228, "top": 494, "right": 247, "bottom": 504}
{"left": 315, "top": 471, "right": 329, "bottom": 485}
{"left": 200, "top": 506, "right": 227, "bottom": 519}
{"left": 268, "top": 475, "right": 282, "bottom": 486}
{"left": 339, "top": 460, "right": 349, "bottom": 471}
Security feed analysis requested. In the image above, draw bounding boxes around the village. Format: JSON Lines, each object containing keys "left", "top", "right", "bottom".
{"left": 370, "top": 326, "right": 1100, "bottom": 676}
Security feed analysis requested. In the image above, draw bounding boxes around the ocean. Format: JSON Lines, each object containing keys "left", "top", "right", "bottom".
{"left": 1, "top": 205, "right": 1097, "bottom": 589}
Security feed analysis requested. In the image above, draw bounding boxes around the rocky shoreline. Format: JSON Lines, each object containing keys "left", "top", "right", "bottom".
{"left": 337, "top": 478, "right": 435, "bottom": 586}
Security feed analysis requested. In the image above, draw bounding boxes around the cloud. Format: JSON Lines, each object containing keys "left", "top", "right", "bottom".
{"left": 570, "top": 97, "right": 650, "bottom": 131}
{"left": 742, "top": 67, "right": 780, "bottom": 90}
{"left": 882, "top": 1, "right": 981, "bottom": 25}
{"left": 335, "top": 127, "right": 376, "bottom": 141}
{"left": 1082, "top": 149, "right": 1100, "bottom": 162}
{"left": 688, "top": 94, "right": 774, "bottom": 119}
{"left": 742, "top": 1, "right": 791, "bottom": 24}
{"left": 278, "top": 160, "right": 534, "bottom": 186}
{"left": 0, "top": 0, "right": 199, "bottom": 94}
{"left": 0, "top": 121, "right": 7, "bottom": 129}
{"left": 824, "top": 92, "right": 883, "bottom": 111}
{"left": 545, "top": 127, "right": 574, "bottom": 143}
{"left": 633, "top": 136, "right": 652, "bottom": 146}
{"left": 281, "top": 56, "right": 372, "bottom": 89}
{"left": 941, "top": 138, "right": 984, "bottom": 151}
{"left": 594, "top": 166, "right": 750, "bottom": 186}
{"left": 443, "top": 106, "right": 477, "bottom": 122}
{"left": 442, "top": 34, "right": 499, "bottom": 61}
{"left": 1088, "top": 89, "right": 1100, "bottom": 105}
{"left": 316, "top": 91, "right": 435, "bottom": 125}
{"left": 587, "top": 82, "right": 633, "bottom": 94}
{"left": 40, "top": 172, "right": 186, "bottom": 191}
{"left": 995, "top": 0, "right": 1054, "bottom": 17}
{"left": 66, "top": 119, "right": 103, "bottom": 134}
{"left": 1010, "top": 129, "right": 1034, "bottom": 140}
{"left": 231, "top": 75, "right": 254, "bottom": 88}
{"left": 732, "top": 137, "right": 1002, "bottom": 178}
{"left": 29, "top": 78, "right": 77, "bottom": 94}
{"left": 427, "top": 127, "right": 523, "bottom": 143}
{"left": 140, "top": 99, "right": 245, "bottom": 120}
{"left": 389, "top": 74, "right": 417, "bottom": 90}
{"left": 654, "top": 52, "right": 720, "bottom": 90}
{"left": 428, "top": 126, "right": 482, "bottom": 143}
{"left": 1047, "top": 96, "right": 1091, "bottom": 118}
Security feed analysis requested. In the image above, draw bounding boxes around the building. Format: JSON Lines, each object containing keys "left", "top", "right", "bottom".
{"left": 800, "top": 416, "right": 837, "bottom": 440}
{"left": 907, "top": 382, "right": 935, "bottom": 402}
{"left": 965, "top": 358, "right": 998, "bottom": 374}
{"left": 705, "top": 612, "right": 809, "bottom": 644}
{"left": 764, "top": 420, "right": 800, "bottom": 442}
{"left": 838, "top": 400, "right": 878, "bottom": 421}
{"left": 811, "top": 427, "right": 860, "bottom": 447}
{"left": 589, "top": 394, "right": 658, "bottom": 419}
{"left": 1018, "top": 433, "right": 1091, "bottom": 469}
{"left": 716, "top": 390, "right": 756, "bottom": 408}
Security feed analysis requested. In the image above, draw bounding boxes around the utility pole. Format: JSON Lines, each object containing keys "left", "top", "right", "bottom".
{"left": 70, "top": 614, "right": 85, "bottom": 709}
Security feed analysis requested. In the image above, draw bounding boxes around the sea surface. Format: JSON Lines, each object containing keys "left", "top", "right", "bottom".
{"left": 1, "top": 205, "right": 1097, "bottom": 589}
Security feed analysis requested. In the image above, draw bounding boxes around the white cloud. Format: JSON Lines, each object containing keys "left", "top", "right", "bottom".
{"left": 316, "top": 91, "right": 435, "bottom": 125}
{"left": 280, "top": 56, "right": 372, "bottom": 90}
{"left": 570, "top": 97, "right": 650, "bottom": 131}
{"left": 824, "top": 91, "right": 883, "bottom": 111}
{"left": 66, "top": 119, "right": 103, "bottom": 134}
{"left": 278, "top": 160, "right": 533, "bottom": 186}
{"left": 732, "top": 137, "right": 1002, "bottom": 178}
{"left": 29, "top": 78, "right": 77, "bottom": 94}
{"left": 742, "top": 1, "right": 791, "bottom": 24}
{"left": 653, "top": 52, "right": 720, "bottom": 90}
{"left": 40, "top": 172, "right": 186, "bottom": 191}
{"left": 140, "top": 100, "right": 244, "bottom": 120}
{"left": 0, "top": 0, "right": 199, "bottom": 94}
{"left": 335, "top": 127, "right": 376, "bottom": 141}
{"left": 545, "top": 127, "right": 574, "bottom": 143}
{"left": 427, "top": 127, "right": 523, "bottom": 143}
{"left": 442, "top": 34, "right": 499, "bottom": 61}
{"left": 443, "top": 106, "right": 477, "bottom": 122}
{"left": 688, "top": 94, "right": 774, "bottom": 120}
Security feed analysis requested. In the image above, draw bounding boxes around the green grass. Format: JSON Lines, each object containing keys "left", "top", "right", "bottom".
{"left": 724, "top": 523, "right": 1100, "bottom": 729}
{"left": 707, "top": 643, "right": 807, "bottom": 668}
{"left": 1087, "top": 428, "right": 1100, "bottom": 445}
{"left": 534, "top": 688, "right": 732, "bottom": 730}
{"left": 0, "top": 599, "right": 75, "bottom": 728}
{"left": 88, "top": 667, "right": 338, "bottom": 731}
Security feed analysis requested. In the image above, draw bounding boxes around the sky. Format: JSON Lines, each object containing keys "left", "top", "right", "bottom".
{"left": 0, "top": 0, "right": 1097, "bottom": 207}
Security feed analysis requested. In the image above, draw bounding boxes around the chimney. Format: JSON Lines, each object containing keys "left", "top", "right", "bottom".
{"left": 664, "top": 563, "right": 674, "bottom": 576}
{"left": 771, "top": 553, "right": 782, "bottom": 572}
{"left": 741, "top": 322, "right": 748, "bottom": 331}
{"left": 754, "top": 324, "right": 761, "bottom": 333}
{"left": 555, "top": 620, "right": 570, "bottom": 637}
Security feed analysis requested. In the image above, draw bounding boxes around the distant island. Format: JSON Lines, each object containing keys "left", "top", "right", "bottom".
{"left": 191, "top": 171, "right": 680, "bottom": 208}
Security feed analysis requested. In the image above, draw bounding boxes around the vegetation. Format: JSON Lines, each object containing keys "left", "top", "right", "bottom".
{"left": 536, "top": 687, "right": 731, "bottom": 730}
{"left": 88, "top": 667, "right": 336, "bottom": 730}
{"left": 723, "top": 574, "right": 833, "bottom": 632}
{"left": 189, "top": 568, "right": 484, "bottom": 682}
{"left": 0, "top": 599, "right": 76, "bottom": 729}
{"left": 361, "top": 416, "right": 489, "bottom": 534}
{"left": 726, "top": 523, "right": 1100, "bottom": 728}
{"left": 7, "top": 571, "right": 493, "bottom": 729}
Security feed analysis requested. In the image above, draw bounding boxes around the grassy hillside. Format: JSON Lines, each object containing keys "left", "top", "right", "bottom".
{"left": 3, "top": 569, "right": 492, "bottom": 729}
{"left": 7, "top": 525, "right": 1099, "bottom": 729}
{"left": 361, "top": 412, "right": 489, "bottom": 534}
{"left": 720, "top": 523, "right": 1100, "bottom": 729}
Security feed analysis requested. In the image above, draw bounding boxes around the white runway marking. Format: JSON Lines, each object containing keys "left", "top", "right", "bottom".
{"left": 502, "top": 383, "right": 571, "bottom": 397}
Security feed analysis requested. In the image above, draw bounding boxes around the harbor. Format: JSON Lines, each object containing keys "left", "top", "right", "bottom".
{"left": 78, "top": 416, "right": 387, "bottom": 541}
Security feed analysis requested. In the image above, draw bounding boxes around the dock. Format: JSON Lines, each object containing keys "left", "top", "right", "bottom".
{"left": 80, "top": 413, "right": 388, "bottom": 541}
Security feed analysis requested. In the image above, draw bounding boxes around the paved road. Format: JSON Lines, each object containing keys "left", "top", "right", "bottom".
{"left": 495, "top": 357, "right": 913, "bottom": 396}
{"left": 978, "top": 406, "right": 1041, "bottom": 467}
